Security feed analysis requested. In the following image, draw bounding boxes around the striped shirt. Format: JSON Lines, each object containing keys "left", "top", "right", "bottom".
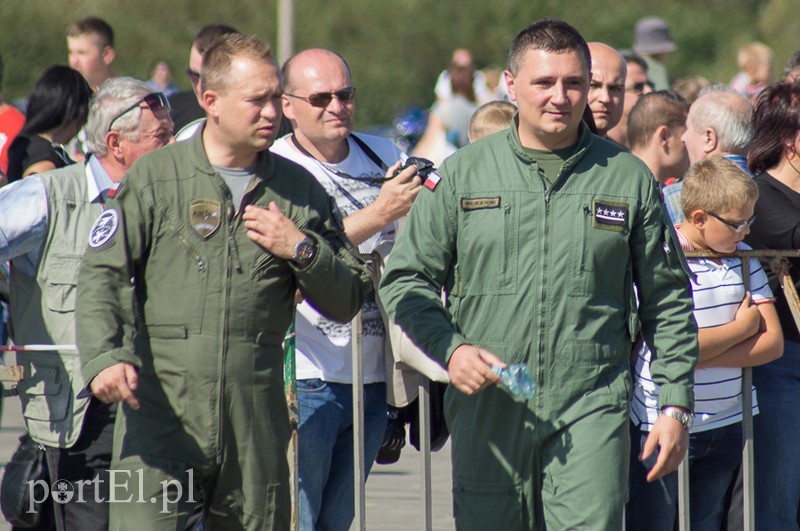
{"left": 631, "top": 230, "right": 774, "bottom": 433}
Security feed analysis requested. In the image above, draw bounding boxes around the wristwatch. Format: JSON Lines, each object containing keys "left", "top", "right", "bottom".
{"left": 661, "top": 406, "right": 693, "bottom": 430}
{"left": 291, "top": 235, "right": 317, "bottom": 269}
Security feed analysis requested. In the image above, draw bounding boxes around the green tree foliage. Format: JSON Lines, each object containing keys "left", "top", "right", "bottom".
{"left": 0, "top": 0, "right": 792, "bottom": 127}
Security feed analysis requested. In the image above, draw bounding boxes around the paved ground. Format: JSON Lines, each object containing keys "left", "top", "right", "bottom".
{"left": 0, "top": 393, "right": 455, "bottom": 530}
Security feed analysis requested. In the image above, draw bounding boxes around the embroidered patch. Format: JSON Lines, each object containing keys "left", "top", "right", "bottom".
{"left": 423, "top": 171, "right": 442, "bottom": 191}
{"left": 88, "top": 210, "right": 119, "bottom": 248}
{"left": 592, "top": 200, "right": 629, "bottom": 232}
{"left": 461, "top": 197, "right": 501, "bottom": 211}
{"left": 190, "top": 199, "right": 221, "bottom": 239}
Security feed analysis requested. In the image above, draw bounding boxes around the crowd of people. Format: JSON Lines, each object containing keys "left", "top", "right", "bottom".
{"left": 0, "top": 12, "right": 798, "bottom": 531}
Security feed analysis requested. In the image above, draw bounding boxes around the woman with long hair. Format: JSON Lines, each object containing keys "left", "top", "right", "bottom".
{"left": 6, "top": 65, "right": 91, "bottom": 182}
{"left": 744, "top": 80, "right": 800, "bottom": 528}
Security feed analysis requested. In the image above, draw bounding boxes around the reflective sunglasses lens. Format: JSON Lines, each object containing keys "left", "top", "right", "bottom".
{"left": 336, "top": 87, "right": 356, "bottom": 102}
{"left": 144, "top": 93, "right": 170, "bottom": 111}
{"left": 307, "top": 93, "right": 334, "bottom": 107}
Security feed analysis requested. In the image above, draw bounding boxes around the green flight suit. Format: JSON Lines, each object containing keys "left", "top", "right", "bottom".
{"left": 380, "top": 120, "right": 698, "bottom": 530}
{"left": 76, "top": 132, "right": 370, "bottom": 530}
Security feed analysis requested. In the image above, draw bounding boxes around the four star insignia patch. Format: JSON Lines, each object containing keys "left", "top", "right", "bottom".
{"left": 592, "top": 200, "right": 629, "bottom": 232}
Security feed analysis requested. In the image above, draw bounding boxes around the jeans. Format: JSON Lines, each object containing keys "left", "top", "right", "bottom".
{"left": 297, "top": 379, "right": 387, "bottom": 531}
{"left": 627, "top": 421, "right": 742, "bottom": 531}
{"left": 753, "top": 339, "right": 800, "bottom": 530}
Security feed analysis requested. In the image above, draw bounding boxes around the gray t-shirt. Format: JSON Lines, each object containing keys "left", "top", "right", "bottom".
{"left": 213, "top": 165, "right": 255, "bottom": 211}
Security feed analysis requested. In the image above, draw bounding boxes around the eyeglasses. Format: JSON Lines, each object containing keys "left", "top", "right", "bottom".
{"left": 626, "top": 81, "right": 655, "bottom": 93}
{"left": 284, "top": 87, "right": 356, "bottom": 108}
{"left": 706, "top": 211, "right": 757, "bottom": 232}
{"left": 186, "top": 68, "right": 200, "bottom": 83}
{"left": 108, "top": 92, "right": 171, "bottom": 133}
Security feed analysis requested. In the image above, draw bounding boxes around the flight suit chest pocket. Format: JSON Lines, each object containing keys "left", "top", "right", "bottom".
{"left": 457, "top": 192, "right": 518, "bottom": 295}
{"left": 45, "top": 255, "right": 82, "bottom": 313}
{"left": 571, "top": 199, "right": 631, "bottom": 297}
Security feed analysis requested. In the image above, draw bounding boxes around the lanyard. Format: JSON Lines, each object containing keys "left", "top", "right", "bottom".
{"left": 290, "top": 134, "right": 388, "bottom": 210}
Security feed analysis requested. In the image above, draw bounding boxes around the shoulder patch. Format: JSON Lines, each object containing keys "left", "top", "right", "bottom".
{"left": 88, "top": 209, "right": 119, "bottom": 248}
{"left": 592, "top": 200, "right": 628, "bottom": 232}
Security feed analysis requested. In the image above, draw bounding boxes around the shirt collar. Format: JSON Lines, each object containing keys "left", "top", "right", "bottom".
{"left": 86, "top": 154, "right": 116, "bottom": 203}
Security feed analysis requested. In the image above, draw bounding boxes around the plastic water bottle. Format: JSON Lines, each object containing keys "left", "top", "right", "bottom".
{"left": 491, "top": 364, "right": 537, "bottom": 399}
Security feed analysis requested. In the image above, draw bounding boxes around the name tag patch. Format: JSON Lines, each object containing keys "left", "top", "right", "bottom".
{"left": 593, "top": 200, "right": 628, "bottom": 231}
{"left": 461, "top": 197, "right": 501, "bottom": 211}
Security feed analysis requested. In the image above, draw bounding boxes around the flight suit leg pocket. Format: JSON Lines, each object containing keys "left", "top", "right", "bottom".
{"left": 453, "top": 478, "right": 523, "bottom": 531}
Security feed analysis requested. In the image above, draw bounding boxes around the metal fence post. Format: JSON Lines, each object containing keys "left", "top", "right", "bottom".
{"left": 740, "top": 257, "right": 755, "bottom": 531}
{"left": 352, "top": 310, "right": 366, "bottom": 530}
{"left": 419, "top": 377, "right": 433, "bottom": 531}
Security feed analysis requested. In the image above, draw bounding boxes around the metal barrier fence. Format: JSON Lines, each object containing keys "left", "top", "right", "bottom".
{"left": 283, "top": 249, "right": 800, "bottom": 531}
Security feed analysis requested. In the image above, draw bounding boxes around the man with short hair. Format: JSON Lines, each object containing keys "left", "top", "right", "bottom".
{"left": 67, "top": 16, "right": 115, "bottom": 92}
{"left": 587, "top": 42, "right": 627, "bottom": 137}
{"left": 76, "top": 35, "right": 369, "bottom": 529}
{"left": 271, "top": 47, "right": 423, "bottom": 531}
{"left": 170, "top": 23, "right": 240, "bottom": 135}
{"left": 607, "top": 51, "right": 654, "bottom": 147}
{"left": 628, "top": 90, "right": 690, "bottom": 184}
{"left": 0, "top": 77, "right": 173, "bottom": 531}
{"left": 663, "top": 86, "right": 753, "bottom": 223}
{"left": 380, "top": 18, "right": 698, "bottom": 530}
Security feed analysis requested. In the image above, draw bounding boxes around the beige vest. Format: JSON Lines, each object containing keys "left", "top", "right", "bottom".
{"left": 10, "top": 164, "right": 100, "bottom": 447}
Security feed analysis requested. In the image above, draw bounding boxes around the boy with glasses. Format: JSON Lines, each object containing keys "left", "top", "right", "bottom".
{"left": 628, "top": 156, "right": 783, "bottom": 530}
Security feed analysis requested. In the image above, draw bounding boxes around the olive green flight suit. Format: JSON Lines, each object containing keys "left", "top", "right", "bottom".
{"left": 76, "top": 132, "right": 370, "bottom": 530}
{"left": 380, "top": 121, "right": 698, "bottom": 530}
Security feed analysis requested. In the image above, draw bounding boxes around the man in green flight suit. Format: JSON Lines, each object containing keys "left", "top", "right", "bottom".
{"left": 380, "top": 19, "right": 698, "bottom": 530}
{"left": 76, "top": 34, "right": 370, "bottom": 530}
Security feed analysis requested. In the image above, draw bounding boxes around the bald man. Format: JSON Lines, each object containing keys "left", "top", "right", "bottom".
{"left": 272, "top": 48, "right": 423, "bottom": 531}
{"left": 588, "top": 42, "right": 627, "bottom": 137}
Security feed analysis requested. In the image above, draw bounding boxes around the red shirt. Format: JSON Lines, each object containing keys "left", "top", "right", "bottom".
{"left": 0, "top": 103, "right": 26, "bottom": 174}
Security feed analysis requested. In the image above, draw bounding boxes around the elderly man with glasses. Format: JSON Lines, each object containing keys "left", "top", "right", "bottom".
{"left": 271, "top": 47, "right": 425, "bottom": 531}
{"left": 0, "top": 77, "right": 173, "bottom": 531}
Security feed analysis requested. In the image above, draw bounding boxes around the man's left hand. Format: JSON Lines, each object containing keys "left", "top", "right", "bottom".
{"left": 641, "top": 414, "right": 689, "bottom": 482}
{"left": 243, "top": 202, "right": 306, "bottom": 259}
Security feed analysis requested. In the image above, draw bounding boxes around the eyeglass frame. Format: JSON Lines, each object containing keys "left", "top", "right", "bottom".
{"left": 284, "top": 87, "right": 356, "bottom": 108}
{"left": 706, "top": 211, "right": 757, "bottom": 232}
{"left": 107, "top": 92, "right": 171, "bottom": 133}
{"left": 626, "top": 80, "right": 655, "bottom": 93}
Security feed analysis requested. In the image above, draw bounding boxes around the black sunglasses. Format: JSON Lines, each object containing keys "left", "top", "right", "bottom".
{"left": 706, "top": 211, "right": 756, "bottom": 232}
{"left": 626, "top": 81, "right": 655, "bottom": 93}
{"left": 108, "top": 92, "right": 171, "bottom": 133}
{"left": 285, "top": 87, "right": 356, "bottom": 108}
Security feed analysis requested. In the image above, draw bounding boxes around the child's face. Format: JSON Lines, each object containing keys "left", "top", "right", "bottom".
{"left": 699, "top": 200, "right": 756, "bottom": 253}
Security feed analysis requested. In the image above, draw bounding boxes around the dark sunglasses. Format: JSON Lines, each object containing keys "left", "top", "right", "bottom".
{"left": 706, "top": 211, "right": 756, "bottom": 232}
{"left": 108, "top": 92, "right": 171, "bottom": 133}
{"left": 626, "top": 80, "right": 655, "bottom": 93}
{"left": 285, "top": 87, "right": 356, "bottom": 108}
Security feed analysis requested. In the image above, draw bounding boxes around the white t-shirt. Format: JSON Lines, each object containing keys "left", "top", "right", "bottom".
{"left": 631, "top": 232, "right": 774, "bottom": 433}
{"left": 271, "top": 133, "right": 405, "bottom": 383}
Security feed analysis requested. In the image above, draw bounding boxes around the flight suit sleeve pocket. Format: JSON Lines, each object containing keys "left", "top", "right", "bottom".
{"left": 453, "top": 478, "right": 523, "bottom": 531}
{"left": 146, "top": 325, "right": 188, "bottom": 339}
{"left": 19, "top": 366, "right": 69, "bottom": 422}
{"left": 45, "top": 257, "right": 81, "bottom": 313}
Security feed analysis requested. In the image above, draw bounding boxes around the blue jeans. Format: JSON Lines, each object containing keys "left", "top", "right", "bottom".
{"left": 753, "top": 339, "right": 800, "bottom": 530}
{"left": 627, "top": 421, "right": 742, "bottom": 531}
{"left": 297, "top": 379, "right": 387, "bottom": 531}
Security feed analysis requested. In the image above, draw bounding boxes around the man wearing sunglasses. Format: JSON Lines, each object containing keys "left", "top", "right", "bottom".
{"left": 607, "top": 51, "right": 654, "bottom": 148}
{"left": 169, "top": 23, "right": 240, "bottom": 137}
{"left": 271, "top": 47, "right": 424, "bottom": 531}
{"left": 0, "top": 77, "right": 173, "bottom": 531}
{"left": 76, "top": 35, "right": 369, "bottom": 530}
